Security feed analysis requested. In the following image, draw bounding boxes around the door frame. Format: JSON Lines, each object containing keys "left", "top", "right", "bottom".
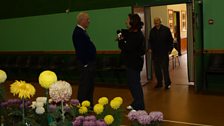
{"left": 136, "top": 2, "right": 194, "bottom": 82}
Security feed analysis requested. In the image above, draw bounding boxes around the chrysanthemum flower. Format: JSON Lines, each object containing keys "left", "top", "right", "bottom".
{"left": 76, "top": 116, "right": 85, "bottom": 122}
{"left": 35, "top": 106, "right": 45, "bottom": 114}
{"left": 0, "top": 69, "right": 7, "bottom": 83}
{"left": 10, "top": 80, "right": 36, "bottom": 99}
{"left": 49, "top": 80, "right": 72, "bottom": 103}
{"left": 84, "top": 115, "right": 97, "bottom": 121}
{"left": 72, "top": 119, "right": 82, "bottom": 126}
{"left": 38, "top": 70, "right": 57, "bottom": 89}
{"left": 70, "top": 99, "right": 80, "bottom": 106}
{"left": 36, "top": 97, "right": 47, "bottom": 104}
{"left": 81, "top": 100, "right": 91, "bottom": 107}
{"left": 149, "top": 111, "right": 163, "bottom": 121}
{"left": 48, "top": 99, "right": 53, "bottom": 103}
{"left": 135, "top": 110, "right": 148, "bottom": 117}
{"left": 113, "top": 97, "right": 123, "bottom": 104}
{"left": 30, "top": 101, "right": 36, "bottom": 109}
{"left": 94, "top": 103, "right": 104, "bottom": 115}
{"left": 79, "top": 106, "right": 88, "bottom": 114}
{"left": 98, "top": 97, "right": 108, "bottom": 105}
{"left": 64, "top": 104, "right": 71, "bottom": 112}
{"left": 110, "top": 99, "right": 121, "bottom": 110}
{"left": 83, "top": 120, "right": 96, "bottom": 126}
{"left": 104, "top": 115, "right": 114, "bottom": 125}
{"left": 35, "top": 101, "right": 44, "bottom": 107}
{"left": 137, "top": 115, "right": 151, "bottom": 125}
{"left": 127, "top": 110, "right": 137, "bottom": 121}
{"left": 96, "top": 119, "right": 107, "bottom": 126}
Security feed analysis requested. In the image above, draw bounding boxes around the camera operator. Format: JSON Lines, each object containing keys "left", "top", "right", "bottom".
{"left": 117, "top": 14, "right": 145, "bottom": 111}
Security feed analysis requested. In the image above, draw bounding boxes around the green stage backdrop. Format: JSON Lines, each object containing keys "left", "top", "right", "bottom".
{"left": 0, "top": 7, "right": 130, "bottom": 51}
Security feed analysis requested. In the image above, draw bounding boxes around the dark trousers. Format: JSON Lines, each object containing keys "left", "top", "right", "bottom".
{"left": 153, "top": 55, "right": 171, "bottom": 86}
{"left": 77, "top": 61, "right": 96, "bottom": 106}
{"left": 126, "top": 68, "right": 145, "bottom": 110}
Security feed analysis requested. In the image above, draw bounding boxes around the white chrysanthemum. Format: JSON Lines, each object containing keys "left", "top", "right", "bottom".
{"left": 36, "top": 97, "right": 47, "bottom": 104}
{"left": 0, "top": 70, "right": 7, "bottom": 83}
{"left": 49, "top": 80, "right": 72, "bottom": 103}
{"left": 35, "top": 101, "right": 44, "bottom": 107}
{"left": 35, "top": 107, "right": 45, "bottom": 114}
{"left": 30, "top": 101, "right": 36, "bottom": 109}
{"left": 48, "top": 99, "right": 53, "bottom": 103}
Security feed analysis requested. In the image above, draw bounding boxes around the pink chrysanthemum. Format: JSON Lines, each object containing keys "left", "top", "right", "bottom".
{"left": 128, "top": 110, "right": 148, "bottom": 121}
{"left": 137, "top": 115, "right": 151, "bottom": 125}
{"left": 149, "top": 111, "right": 163, "bottom": 121}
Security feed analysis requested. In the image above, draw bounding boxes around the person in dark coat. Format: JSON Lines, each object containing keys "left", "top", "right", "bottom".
{"left": 117, "top": 14, "right": 146, "bottom": 110}
{"left": 148, "top": 17, "right": 173, "bottom": 89}
{"left": 72, "top": 12, "right": 96, "bottom": 106}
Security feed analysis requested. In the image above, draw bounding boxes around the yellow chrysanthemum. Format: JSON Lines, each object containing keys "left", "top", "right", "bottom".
{"left": 104, "top": 115, "right": 114, "bottom": 125}
{"left": 10, "top": 80, "right": 36, "bottom": 99}
{"left": 10, "top": 80, "right": 24, "bottom": 95}
{"left": 110, "top": 99, "right": 121, "bottom": 110}
{"left": 79, "top": 106, "right": 88, "bottom": 114}
{"left": 0, "top": 69, "right": 7, "bottom": 83}
{"left": 38, "top": 70, "right": 57, "bottom": 89}
{"left": 98, "top": 97, "right": 108, "bottom": 105}
{"left": 81, "top": 100, "right": 91, "bottom": 107}
{"left": 113, "top": 97, "right": 123, "bottom": 105}
{"left": 93, "top": 103, "right": 104, "bottom": 115}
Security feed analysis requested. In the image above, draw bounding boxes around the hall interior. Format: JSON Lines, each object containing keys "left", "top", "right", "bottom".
{"left": 3, "top": 54, "right": 224, "bottom": 126}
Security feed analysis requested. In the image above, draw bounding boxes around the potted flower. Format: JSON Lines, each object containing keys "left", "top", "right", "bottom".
{"left": 128, "top": 110, "right": 163, "bottom": 126}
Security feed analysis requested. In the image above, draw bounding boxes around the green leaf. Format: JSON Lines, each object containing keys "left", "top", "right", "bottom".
{"left": 24, "top": 117, "right": 41, "bottom": 126}
{"left": 49, "top": 121, "right": 57, "bottom": 126}
{"left": 8, "top": 110, "right": 22, "bottom": 116}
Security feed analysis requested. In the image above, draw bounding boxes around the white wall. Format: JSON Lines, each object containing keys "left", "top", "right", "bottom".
{"left": 150, "top": 6, "right": 168, "bottom": 27}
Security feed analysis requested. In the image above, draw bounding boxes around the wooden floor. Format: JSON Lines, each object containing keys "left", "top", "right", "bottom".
{"left": 3, "top": 54, "right": 224, "bottom": 126}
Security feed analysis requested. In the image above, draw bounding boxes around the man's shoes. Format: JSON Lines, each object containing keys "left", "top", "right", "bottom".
{"left": 126, "top": 105, "right": 134, "bottom": 110}
{"left": 154, "top": 84, "right": 163, "bottom": 88}
{"left": 165, "top": 84, "right": 171, "bottom": 89}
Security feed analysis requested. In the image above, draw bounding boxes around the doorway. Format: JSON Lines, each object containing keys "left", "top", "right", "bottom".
{"left": 173, "top": 11, "right": 181, "bottom": 55}
{"left": 133, "top": 3, "right": 194, "bottom": 85}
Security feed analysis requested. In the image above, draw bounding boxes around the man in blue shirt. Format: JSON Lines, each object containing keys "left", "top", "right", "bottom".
{"left": 72, "top": 12, "right": 96, "bottom": 106}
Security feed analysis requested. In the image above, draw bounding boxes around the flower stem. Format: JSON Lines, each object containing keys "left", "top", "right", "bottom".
{"left": 22, "top": 98, "right": 25, "bottom": 125}
{"left": 61, "top": 101, "right": 65, "bottom": 123}
{"left": 46, "top": 89, "right": 49, "bottom": 113}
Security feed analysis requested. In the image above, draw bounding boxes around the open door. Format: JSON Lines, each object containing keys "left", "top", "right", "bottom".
{"left": 193, "top": 0, "right": 204, "bottom": 91}
{"left": 187, "top": 3, "right": 194, "bottom": 82}
{"left": 144, "top": 7, "right": 153, "bottom": 80}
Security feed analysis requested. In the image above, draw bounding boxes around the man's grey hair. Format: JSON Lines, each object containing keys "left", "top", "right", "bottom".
{"left": 154, "top": 17, "right": 162, "bottom": 23}
{"left": 76, "top": 12, "right": 89, "bottom": 24}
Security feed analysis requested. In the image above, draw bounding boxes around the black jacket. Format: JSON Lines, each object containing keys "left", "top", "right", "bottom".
{"left": 118, "top": 30, "right": 145, "bottom": 71}
{"left": 148, "top": 25, "right": 173, "bottom": 57}
{"left": 72, "top": 26, "right": 96, "bottom": 65}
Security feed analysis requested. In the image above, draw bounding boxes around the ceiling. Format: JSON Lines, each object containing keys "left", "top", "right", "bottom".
{"left": 0, "top": 0, "right": 191, "bottom": 20}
